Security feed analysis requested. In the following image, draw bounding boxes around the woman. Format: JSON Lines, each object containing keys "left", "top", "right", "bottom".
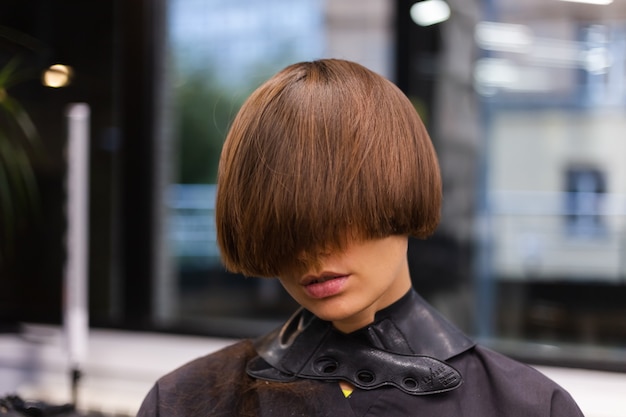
{"left": 137, "top": 59, "right": 583, "bottom": 416}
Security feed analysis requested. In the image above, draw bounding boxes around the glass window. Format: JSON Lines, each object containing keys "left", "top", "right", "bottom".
{"left": 158, "top": 0, "right": 626, "bottom": 368}
{"left": 161, "top": 0, "right": 398, "bottom": 336}
{"left": 475, "top": 1, "right": 626, "bottom": 367}
{"left": 564, "top": 166, "right": 607, "bottom": 238}
{"left": 164, "top": 0, "right": 332, "bottom": 335}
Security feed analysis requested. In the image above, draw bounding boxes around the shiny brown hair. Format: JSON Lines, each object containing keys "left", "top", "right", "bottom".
{"left": 216, "top": 59, "right": 441, "bottom": 277}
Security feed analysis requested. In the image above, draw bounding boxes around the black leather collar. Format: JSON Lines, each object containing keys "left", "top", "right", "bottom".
{"left": 247, "top": 289, "right": 475, "bottom": 395}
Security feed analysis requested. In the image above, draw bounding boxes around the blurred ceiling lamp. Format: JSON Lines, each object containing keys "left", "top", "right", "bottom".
{"left": 558, "top": 0, "right": 613, "bottom": 4}
{"left": 42, "top": 64, "right": 73, "bottom": 88}
{"left": 410, "top": 0, "right": 451, "bottom": 27}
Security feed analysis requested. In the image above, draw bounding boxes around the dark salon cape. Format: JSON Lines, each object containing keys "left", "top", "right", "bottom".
{"left": 136, "top": 290, "right": 584, "bottom": 417}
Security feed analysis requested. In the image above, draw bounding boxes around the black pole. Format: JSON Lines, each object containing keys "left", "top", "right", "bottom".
{"left": 70, "top": 368, "right": 82, "bottom": 406}
{"left": 117, "top": 0, "right": 166, "bottom": 327}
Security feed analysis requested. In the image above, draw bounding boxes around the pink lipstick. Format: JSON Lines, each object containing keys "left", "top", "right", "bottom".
{"left": 301, "top": 272, "right": 349, "bottom": 299}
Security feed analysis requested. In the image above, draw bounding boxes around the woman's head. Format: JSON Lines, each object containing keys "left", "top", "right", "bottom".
{"left": 216, "top": 59, "right": 441, "bottom": 277}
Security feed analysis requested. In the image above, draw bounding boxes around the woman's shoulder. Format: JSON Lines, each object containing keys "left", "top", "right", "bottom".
{"left": 158, "top": 339, "right": 256, "bottom": 387}
{"left": 136, "top": 339, "right": 257, "bottom": 417}
{"left": 452, "top": 344, "right": 584, "bottom": 416}
{"left": 469, "top": 344, "right": 558, "bottom": 384}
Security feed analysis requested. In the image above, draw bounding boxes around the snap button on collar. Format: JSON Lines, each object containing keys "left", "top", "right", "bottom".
{"left": 314, "top": 357, "right": 339, "bottom": 375}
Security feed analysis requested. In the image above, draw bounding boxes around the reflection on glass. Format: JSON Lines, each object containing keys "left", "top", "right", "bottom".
{"left": 477, "top": 6, "right": 626, "bottom": 356}
{"left": 163, "top": 0, "right": 626, "bottom": 367}
{"left": 165, "top": 0, "right": 323, "bottom": 334}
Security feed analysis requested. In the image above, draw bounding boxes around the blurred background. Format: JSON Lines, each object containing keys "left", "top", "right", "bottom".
{"left": 1, "top": 0, "right": 626, "bottom": 415}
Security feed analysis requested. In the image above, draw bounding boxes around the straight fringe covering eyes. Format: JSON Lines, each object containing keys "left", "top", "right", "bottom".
{"left": 215, "top": 59, "right": 441, "bottom": 277}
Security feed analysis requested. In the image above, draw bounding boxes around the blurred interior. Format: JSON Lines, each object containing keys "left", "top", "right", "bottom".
{"left": 1, "top": 0, "right": 626, "bottom": 415}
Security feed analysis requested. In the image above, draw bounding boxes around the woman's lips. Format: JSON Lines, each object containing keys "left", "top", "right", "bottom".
{"left": 301, "top": 273, "right": 349, "bottom": 299}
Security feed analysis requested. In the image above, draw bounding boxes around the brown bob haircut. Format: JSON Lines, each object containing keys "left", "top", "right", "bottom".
{"left": 216, "top": 59, "right": 441, "bottom": 277}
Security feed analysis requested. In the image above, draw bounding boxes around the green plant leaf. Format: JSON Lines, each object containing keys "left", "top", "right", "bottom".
{"left": 0, "top": 57, "right": 43, "bottom": 264}
{"left": 1, "top": 94, "right": 40, "bottom": 146}
{"left": 0, "top": 138, "right": 17, "bottom": 253}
